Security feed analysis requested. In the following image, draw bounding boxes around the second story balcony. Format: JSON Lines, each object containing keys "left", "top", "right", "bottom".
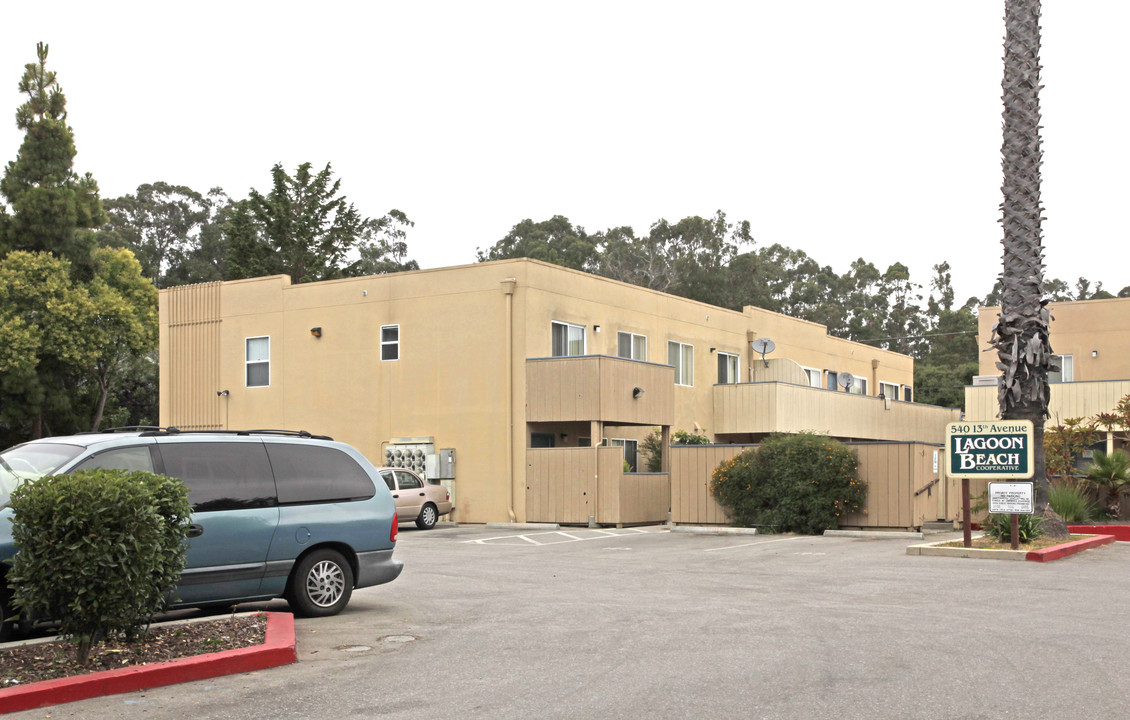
{"left": 713, "top": 381, "right": 959, "bottom": 444}
{"left": 526, "top": 355, "right": 675, "bottom": 425}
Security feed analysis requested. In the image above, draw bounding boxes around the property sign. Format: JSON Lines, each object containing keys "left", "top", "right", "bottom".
{"left": 988, "top": 482, "right": 1034, "bottom": 514}
{"left": 945, "top": 420, "right": 1034, "bottom": 479}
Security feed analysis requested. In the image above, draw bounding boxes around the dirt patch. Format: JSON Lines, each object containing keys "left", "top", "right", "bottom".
{"left": 938, "top": 535, "right": 1089, "bottom": 551}
{"left": 0, "top": 614, "right": 266, "bottom": 688}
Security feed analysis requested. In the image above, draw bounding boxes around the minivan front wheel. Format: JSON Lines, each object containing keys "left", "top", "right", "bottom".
{"left": 416, "top": 503, "right": 438, "bottom": 530}
{"left": 286, "top": 549, "right": 354, "bottom": 617}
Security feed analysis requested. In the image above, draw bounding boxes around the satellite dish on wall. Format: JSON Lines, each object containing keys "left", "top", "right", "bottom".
{"left": 751, "top": 337, "right": 776, "bottom": 368}
{"left": 838, "top": 372, "right": 855, "bottom": 390}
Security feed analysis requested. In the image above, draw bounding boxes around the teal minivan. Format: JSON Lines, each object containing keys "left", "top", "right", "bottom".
{"left": 0, "top": 428, "right": 403, "bottom": 636}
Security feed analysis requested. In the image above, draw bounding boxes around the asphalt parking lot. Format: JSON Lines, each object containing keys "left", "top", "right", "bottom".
{"left": 18, "top": 525, "right": 1130, "bottom": 720}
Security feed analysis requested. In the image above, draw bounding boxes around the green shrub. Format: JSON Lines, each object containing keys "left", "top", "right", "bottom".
{"left": 8, "top": 469, "right": 191, "bottom": 664}
{"left": 984, "top": 513, "right": 1044, "bottom": 544}
{"left": 673, "top": 430, "right": 710, "bottom": 445}
{"left": 1048, "top": 483, "right": 1099, "bottom": 523}
{"left": 709, "top": 433, "right": 865, "bottom": 534}
{"left": 641, "top": 428, "right": 711, "bottom": 472}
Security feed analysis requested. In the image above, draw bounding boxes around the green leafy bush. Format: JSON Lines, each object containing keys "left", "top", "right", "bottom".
{"left": 8, "top": 469, "right": 191, "bottom": 663}
{"left": 709, "top": 433, "right": 865, "bottom": 534}
{"left": 984, "top": 513, "right": 1044, "bottom": 544}
{"left": 1048, "top": 483, "right": 1099, "bottom": 523}
{"left": 673, "top": 430, "right": 710, "bottom": 445}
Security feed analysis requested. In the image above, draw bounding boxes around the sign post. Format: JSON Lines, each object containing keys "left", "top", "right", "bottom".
{"left": 945, "top": 420, "right": 1035, "bottom": 548}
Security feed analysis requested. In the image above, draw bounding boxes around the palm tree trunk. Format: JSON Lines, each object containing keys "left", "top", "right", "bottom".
{"left": 993, "top": 0, "right": 1067, "bottom": 537}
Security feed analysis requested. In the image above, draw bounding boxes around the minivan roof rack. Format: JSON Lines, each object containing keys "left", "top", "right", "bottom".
{"left": 81, "top": 426, "right": 182, "bottom": 435}
{"left": 133, "top": 429, "right": 334, "bottom": 441}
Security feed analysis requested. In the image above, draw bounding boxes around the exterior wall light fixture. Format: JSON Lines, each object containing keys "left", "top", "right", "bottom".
{"left": 633, "top": 387, "right": 645, "bottom": 399}
{"left": 310, "top": 327, "right": 322, "bottom": 338}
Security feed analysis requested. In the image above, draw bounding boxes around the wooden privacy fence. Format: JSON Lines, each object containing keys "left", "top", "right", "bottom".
{"left": 526, "top": 447, "right": 669, "bottom": 526}
{"left": 670, "top": 442, "right": 948, "bottom": 530}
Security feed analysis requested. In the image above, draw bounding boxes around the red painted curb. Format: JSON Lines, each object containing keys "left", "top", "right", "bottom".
{"left": 1069, "top": 524, "right": 1130, "bottom": 542}
{"left": 1027, "top": 534, "right": 1116, "bottom": 562}
{"left": 0, "top": 611, "right": 296, "bottom": 714}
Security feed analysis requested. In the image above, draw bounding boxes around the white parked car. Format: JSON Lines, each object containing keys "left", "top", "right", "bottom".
{"left": 378, "top": 468, "right": 453, "bottom": 530}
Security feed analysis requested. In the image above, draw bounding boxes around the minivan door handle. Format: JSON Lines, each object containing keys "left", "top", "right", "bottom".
{"left": 187, "top": 524, "right": 204, "bottom": 538}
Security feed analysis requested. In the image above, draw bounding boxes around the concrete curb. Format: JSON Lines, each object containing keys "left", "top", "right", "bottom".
{"left": 484, "top": 522, "right": 561, "bottom": 530}
{"left": 906, "top": 534, "right": 1116, "bottom": 562}
{"left": 669, "top": 526, "right": 759, "bottom": 536}
{"left": 825, "top": 530, "right": 925, "bottom": 539}
{"left": 1027, "top": 534, "right": 1115, "bottom": 562}
{"left": 0, "top": 611, "right": 296, "bottom": 714}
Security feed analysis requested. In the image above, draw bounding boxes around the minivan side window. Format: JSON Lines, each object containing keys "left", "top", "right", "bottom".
{"left": 159, "top": 442, "right": 277, "bottom": 512}
{"left": 266, "top": 444, "right": 376, "bottom": 504}
{"left": 71, "top": 446, "right": 155, "bottom": 473}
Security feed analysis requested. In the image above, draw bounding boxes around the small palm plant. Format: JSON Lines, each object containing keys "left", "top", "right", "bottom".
{"left": 1086, "top": 450, "right": 1130, "bottom": 519}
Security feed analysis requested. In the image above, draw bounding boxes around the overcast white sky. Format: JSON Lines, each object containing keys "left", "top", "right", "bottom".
{"left": 3, "top": 1, "right": 1128, "bottom": 306}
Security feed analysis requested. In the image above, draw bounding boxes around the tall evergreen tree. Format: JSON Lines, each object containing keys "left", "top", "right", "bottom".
{"left": 990, "top": 0, "right": 1063, "bottom": 535}
{"left": 0, "top": 43, "right": 104, "bottom": 277}
{"left": 225, "top": 162, "right": 412, "bottom": 284}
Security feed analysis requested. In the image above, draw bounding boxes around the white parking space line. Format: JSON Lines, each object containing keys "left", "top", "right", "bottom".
{"left": 702, "top": 536, "right": 809, "bottom": 552}
{"left": 464, "top": 527, "right": 670, "bottom": 546}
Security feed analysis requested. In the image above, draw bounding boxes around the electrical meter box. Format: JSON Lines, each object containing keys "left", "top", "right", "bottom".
{"left": 426, "top": 448, "right": 455, "bottom": 479}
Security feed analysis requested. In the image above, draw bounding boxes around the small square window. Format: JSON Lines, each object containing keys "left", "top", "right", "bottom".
{"left": 717, "top": 352, "right": 739, "bottom": 384}
{"left": 552, "top": 321, "right": 586, "bottom": 357}
{"left": 381, "top": 325, "right": 399, "bottom": 361}
{"left": 617, "top": 332, "right": 647, "bottom": 361}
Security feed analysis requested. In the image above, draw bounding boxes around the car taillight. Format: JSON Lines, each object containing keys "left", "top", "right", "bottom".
{"left": 390, "top": 512, "right": 398, "bottom": 542}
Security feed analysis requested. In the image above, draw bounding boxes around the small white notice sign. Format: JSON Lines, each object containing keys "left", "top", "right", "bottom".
{"left": 988, "top": 482, "right": 1034, "bottom": 515}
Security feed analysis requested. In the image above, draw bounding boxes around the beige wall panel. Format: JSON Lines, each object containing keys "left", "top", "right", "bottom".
{"left": 526, "top": 357, "right": 674, "bottom": 425}
{"left": 979, "top": 298, "right": 1130, "bottom": 381}
{"left": 675, "top": 442, "right": 945, "bottom": 529}
{"left": 749, "top": 358, "right": 808, "bottom": 385}
{"left": 715, "top": 383, "right": 959, "bottom": 443}
{"left": 965, "top": 380, "right": 1130, "bottom": 423}
{"left": 596, "top": 446, "right": 623, "bottom": 523}
{"left": 526, "top": 448, "right": 597, "bottom": 524}
{"left": 160, "top": 283, "right": 222, "bottom": 430}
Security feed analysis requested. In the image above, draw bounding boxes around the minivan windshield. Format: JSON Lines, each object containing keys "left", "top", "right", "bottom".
{"left": 0, "top": 442, "right": 84, "bottom": 508}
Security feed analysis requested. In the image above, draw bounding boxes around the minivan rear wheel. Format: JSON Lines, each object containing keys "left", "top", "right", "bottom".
{"left": 416, "top": 503, "right": 438, "bottom": 530}
{"left": 286, "top": 549, "right": 354, "bottom": 617}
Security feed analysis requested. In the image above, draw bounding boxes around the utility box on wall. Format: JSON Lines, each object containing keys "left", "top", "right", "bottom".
{"left": 427, "top": 448, "right": 456, "bottom": 479}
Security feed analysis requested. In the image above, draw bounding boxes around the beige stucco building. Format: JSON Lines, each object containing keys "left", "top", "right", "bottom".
{"left": 966, "top": 296, "right": 1130, "bottom": 452}
{"left": 160, "top": 259, "right": 958, "bottom": 525}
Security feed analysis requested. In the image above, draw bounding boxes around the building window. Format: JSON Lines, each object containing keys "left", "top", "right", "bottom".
{"left": 668, "top": 341, "right": 694, "bottom": 386}
{"left": 617, "top": 332, "right": 647, "bottom": 361}
{"left": 607, "top": 438, "right": 638, "bottom": 472}
{"left": 246, "top": 336, "right": 270, "bottom": 387}
{"left": 552, "top": 321, "right": 586, "bottom": 357}
{"left": 848, "top": 377, "right": 868, "bottom": 395}
{"left": 381, "top": 324, "right": 399, "bottom": 361}
{"left": 826, "top": 370, "right": 838, "bottom": 391}
{"left": 879, "top": 381, "right": 899, "bottom": 399}
{"left": 801, "top": 366, "right": 822, "bottom": 388}
{"left": 1049, "top": 354, "right": 1073, "bottom": 383}
{"left": 902, "top": 385, "right": 912, "bottom": 402}
{"left": 717, "top": 352, "right": 739, "bottom": 384}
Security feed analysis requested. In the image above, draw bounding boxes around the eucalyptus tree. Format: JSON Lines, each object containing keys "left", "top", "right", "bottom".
{"left": 989, "top": 0, "right": 1064, "bottom": 535}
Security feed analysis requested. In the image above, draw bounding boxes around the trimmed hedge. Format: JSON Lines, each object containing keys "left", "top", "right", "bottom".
{"left": 710, "top": 433, "right": 865, "bottom": 534}
{"left": 8, "top": 469, "right": 190, "bottom": 662}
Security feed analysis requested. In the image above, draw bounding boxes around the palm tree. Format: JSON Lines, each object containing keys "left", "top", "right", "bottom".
{"left": 1086, "top": 450, "right": 1130, "bottom": 519}
{"left": 990, "top": 0, "right": 1066, "bottom": 536}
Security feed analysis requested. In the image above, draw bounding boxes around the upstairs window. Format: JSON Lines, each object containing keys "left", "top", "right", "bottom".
{"left": 801, "top": 366, "right": 822, "bottom": 388}
{"left": 717, "top": 352, "right": 739, "bottom": 384}
{"left": 879, "top": 381, "right": 899, "bottom": 399}
{"left": 246, "top": 336, "right": 270, "bottom": 387}
{"left": 381, "top": 324, "right": 400, "bottom": 361}
{"left": 617, "top": 332, "right": 647, "bottom": 361}
{"left": 552, "top": 321, "right": 586, "bottom": 357}
{"left": 668, "top": 341, "right": 694, "bottom": 386}
{"left": 1049, "top": 354, "right": 1073, "bottom": 383}
{"left": 848, "top": 377, "right": 868, "bottom": 395}
{"left": 902, "top": 384, "right": 912, "bottom": 402}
